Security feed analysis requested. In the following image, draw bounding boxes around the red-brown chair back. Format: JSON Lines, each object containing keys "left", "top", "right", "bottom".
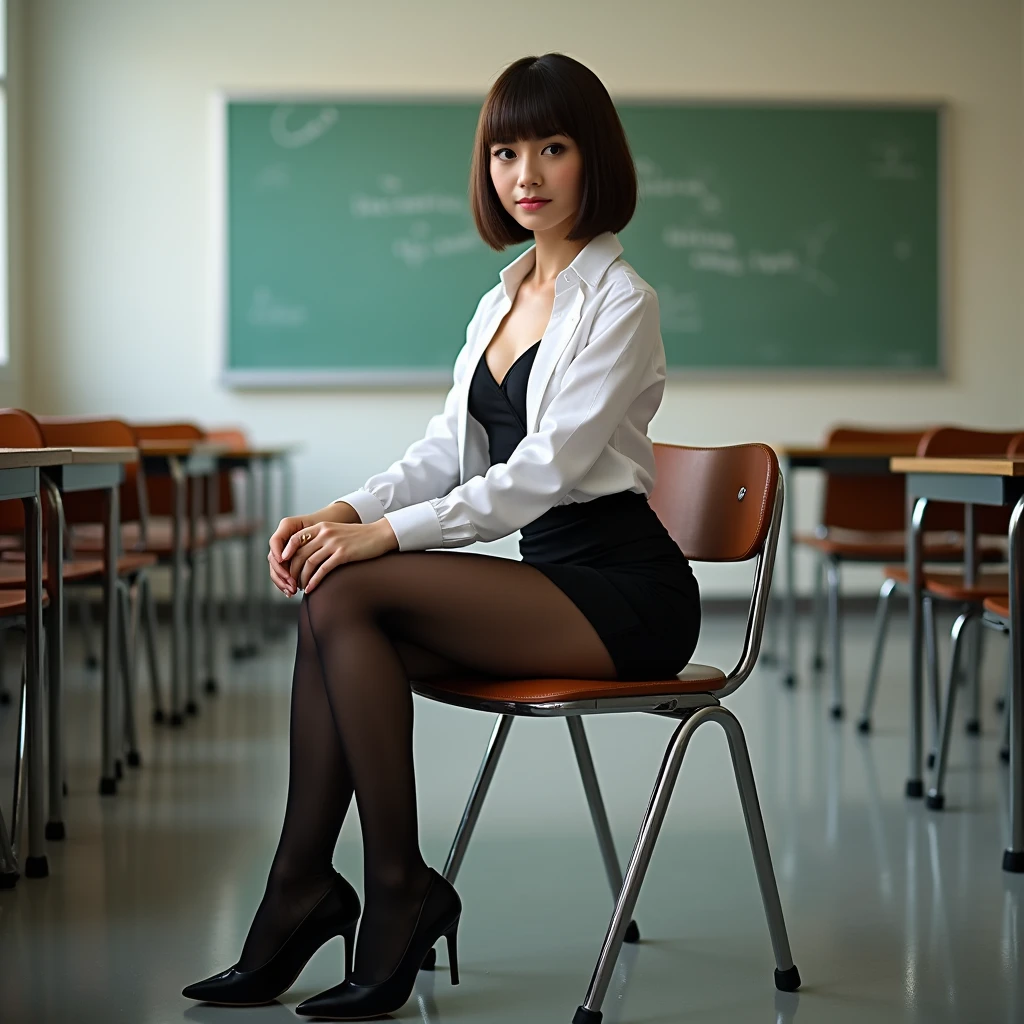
{"left": 204, "top": 427, "right": 251, "bottom": 516}
{"left": 648, "top": 443, "right": 779, "bottom": 563}
{"left": 0, "top": 408, "right": 48, "bottom": 534}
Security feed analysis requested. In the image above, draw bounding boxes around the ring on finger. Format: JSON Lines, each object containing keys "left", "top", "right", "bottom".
{"left": 300, "top": 531, "right": 312, "bottom": 544}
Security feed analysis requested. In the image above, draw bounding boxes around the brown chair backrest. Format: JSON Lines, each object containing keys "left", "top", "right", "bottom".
{"left": 917, "top": 426, "right": 1022, "bottom": 535}
{"left": 648, "top": 443, "right": 779, "bottom": 563}
{"left": 131, "top": 422, "right": 205, "bottom": 517}
{"left": 35, "top": 416, "right": 144, "bottom": 525}
{"left": 204, "top": 427, "right": 251, "bottom": 517}
{"left": 820, "top": 425, "right": 929, "bottom": 532}
{"left": 1009, "top": 434, "right": 1024, "bottom": 458}
{"left": 0, "top": 408, "right": 48, "bottom": 534}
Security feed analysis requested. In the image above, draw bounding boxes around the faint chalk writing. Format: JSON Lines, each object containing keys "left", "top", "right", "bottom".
{"left": 270, "top": 106, "right": 339, "bottom": 149}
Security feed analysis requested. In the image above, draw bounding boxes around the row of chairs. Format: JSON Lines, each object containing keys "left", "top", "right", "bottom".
{"left": 793, "top": 424, "right": 1022, "bottom": 807}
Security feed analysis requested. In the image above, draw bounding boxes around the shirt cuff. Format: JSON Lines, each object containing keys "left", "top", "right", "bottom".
{"left": 383, "top": 501, "right": 444, "bottom": 551}
{"left": 333, "top": 489, "right": 387, "bottom": 525}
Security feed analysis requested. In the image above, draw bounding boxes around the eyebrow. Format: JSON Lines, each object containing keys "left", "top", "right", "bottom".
{"left": 489, "top": 135, "right": 568, "bottom": 147}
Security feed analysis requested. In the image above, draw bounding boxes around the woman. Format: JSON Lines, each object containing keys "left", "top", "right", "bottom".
{"left": 183, "top": 52, "right": 700, "bottom": 1020}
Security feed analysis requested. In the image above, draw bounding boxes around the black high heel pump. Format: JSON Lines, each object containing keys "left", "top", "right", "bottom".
{"left": 182, "top": 872, "right": 361, "bottom": 1007}
{"left": 295, "top": 867, "right": 461, "bottom": 1021}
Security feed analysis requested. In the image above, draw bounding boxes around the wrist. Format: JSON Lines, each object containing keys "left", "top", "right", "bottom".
{"left": 374, "top": 517, "right": 400, "bottom": 551}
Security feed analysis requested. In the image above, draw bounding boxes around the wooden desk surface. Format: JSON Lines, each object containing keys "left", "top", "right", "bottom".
{"left": 138, "top": 440, "right": 229, "bottom": 458}
{"left": 68, "top": 446, "right": 137, "bottom": 465}
{"left": 892, "top": 456, "right": 1024, "bottom": 477}
{"left": 0, "top": 447, "right": 73, "bottom": 469}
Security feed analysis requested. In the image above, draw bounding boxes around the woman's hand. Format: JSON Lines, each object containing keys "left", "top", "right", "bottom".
{"left": 268, "top": 502, "right": 369, "bottom": 596}
{"left": 277, "top": 520, "right": 399, "bottom": 593}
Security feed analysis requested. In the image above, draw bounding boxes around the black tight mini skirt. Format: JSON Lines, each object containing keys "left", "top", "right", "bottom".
{"left": 519, "top": 490, "right": 701, "bottom": 682}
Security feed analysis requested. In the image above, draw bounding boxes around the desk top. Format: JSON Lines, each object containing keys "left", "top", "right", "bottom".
{"left": 892, "top": 455, "right": 1024, "bottom": 477}
{"left": 68, "top": 446, "right": 137, "bottom": 465}
{"left": 139, "top": 440, "right": 229, "bottom": 458}
{"left": 0, "top": 447, "right": 73, "bottom": 469}
{"left": 775, "top": 443, "right": 918, "bottom": 459}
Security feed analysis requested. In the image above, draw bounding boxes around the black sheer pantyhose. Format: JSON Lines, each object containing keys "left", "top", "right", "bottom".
{"left": 238, "top": 549, "right": 618, "bottom": 985}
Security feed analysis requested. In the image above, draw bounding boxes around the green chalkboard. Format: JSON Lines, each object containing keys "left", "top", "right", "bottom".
{"left": 221, "top": 98, "right": 942, "bottom": 384}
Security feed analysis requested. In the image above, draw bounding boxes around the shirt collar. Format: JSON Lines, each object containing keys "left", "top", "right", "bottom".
{"left": 498, "top": 231, "right": 624, "bottom": 301}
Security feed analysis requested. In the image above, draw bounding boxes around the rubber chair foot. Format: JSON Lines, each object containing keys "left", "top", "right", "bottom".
{"left": 623, "top": 920, "right": 640, "bottom": 943}
{"left": 185, "top": 701, "right": 199, "bottom": 716}
{"left": 115, "top": 759, "right": 123, "bottom": 780}
{"left": 152, "top": 709, "right": 166, "bottom": 725}
{"left": 45, "top": 821, "right": 65, "bottom": 841}
{"left": 926, "top": 752, "right": 936, "bottom": 770}
{"left": 0, "top": 871, "right": 18, "bottom": 889}
{"left": 419, "top": 947, "right": 437, "bottom": 971}
{"left": 99, "top": 776, "right": 117, "bottom": 796}
{"left": 84, "top": 655, "right": 100, "bottom": 670}
{"left": 965, "top": 719, "right": 981, "bottom": 736}
{"left": 926, "top": 792, "right": 945, "bottom": 810}
{"left": 830, "top": 704, "right": 844, "bottom": 721}
{"left": 126, "top": 750, "right": 142, "bottom": 769}
{"left": 905, "top": 779, "right": 924, "bottom": 799}
{"left": 24, "top": 856, "right": 48, "bottom": 879}
{"left": 169, "top": 713, "right": 184, "bottom": 727}
{"left": 856, "top": 719, "right": 872, "bottom": 734}
{"left": 572, "top": 1006, "right": 603, "bottom": 1024}
{"left": 774, "top": 965, "right": 802, "bottom": 992}
{"left": 1003, "top": 850, "right": 1024, "bottom": 873}
{"left": 203, "top": 678, "right": 218, "bottom": 695}
{"left": 1000, "top": 747, "right": 1010, "bottom": 764}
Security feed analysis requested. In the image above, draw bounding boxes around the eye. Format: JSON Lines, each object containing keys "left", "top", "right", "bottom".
{"left": 544, "top": 143, "right": 566, "bottom": 155}
{"left": 492, "top": 147, "right": 515, "bottom": 160}
{"left": 491, "top": 142, "right": 568, "bottom": 160}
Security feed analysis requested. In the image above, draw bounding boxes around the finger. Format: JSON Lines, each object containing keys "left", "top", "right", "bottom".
{"left": 305, "top": 551, "right": 345, "bottom": 593}
{"left": 281, "top": 524, "right": 318, "bottom": 562}
{"left": 299, "top": 545, "right": 332, "bottom": 590}
{"left": 269, "top": 519, "right": 297, "bottom": 562}
{"left": 267, "top": 550, "right": 295, "bottom": 586}
{"left": 268, "top": 559, "right": 295, "bottom": 594}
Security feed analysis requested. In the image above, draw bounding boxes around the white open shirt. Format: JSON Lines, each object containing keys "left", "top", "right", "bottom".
{"left": 335, "top": 230, "right": 667, "bottom": 551}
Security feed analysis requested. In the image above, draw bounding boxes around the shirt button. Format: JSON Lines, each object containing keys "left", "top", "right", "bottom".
{"left": 562, "top": 272, "right": 572, "bottom": 283}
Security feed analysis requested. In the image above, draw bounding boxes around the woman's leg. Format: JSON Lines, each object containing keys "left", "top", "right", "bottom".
{"left": 302, "top": 549, "right": 617, "bottom": 985}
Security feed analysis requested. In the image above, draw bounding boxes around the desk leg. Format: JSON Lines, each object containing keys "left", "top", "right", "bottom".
{"left": 782, "top": 456, "right": 797, "bottom": 688}
{"left": 186, "top": 470, "right": 201, "bottom": 716}
{"left": 906, "top": 496, "right": 928, "bottom": 799}
{"left": 169, "top": 457, "right": 186, "bottom": 726}
{"left": 244, "top": 464, "right": 259, "bottom": 656}
{"left": 99, "top": 485, "right": 119, "bottom": 794}
{"left": 204, "top": 472, "right": 218, "bottom": 695}
{"left": 21, "top": 488, "right": 48, "bottom": 876}
{"left": 261, "top": 456, "right": 274, "bottom": 637}
{"left": 42, "top": 479, "right": 66, "bottom": 839}
{"left": 1003, "top": 495, "right": 1024, "bottom": 872}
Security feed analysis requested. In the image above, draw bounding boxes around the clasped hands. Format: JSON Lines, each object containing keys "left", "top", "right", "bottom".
{"left": 267, "top": 503, "right": 399, "bottom": 596}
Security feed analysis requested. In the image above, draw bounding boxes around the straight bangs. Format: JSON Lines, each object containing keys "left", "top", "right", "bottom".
{"left": 479, "top": 70, "right": 576, "bottom": 151}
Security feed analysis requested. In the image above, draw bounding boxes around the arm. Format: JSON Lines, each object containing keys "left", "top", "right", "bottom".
{"left": 382, "top": 283, "right": 663, "bottom": 551}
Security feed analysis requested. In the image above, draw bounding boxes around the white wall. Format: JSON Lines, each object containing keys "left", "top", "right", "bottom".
{"left": 21, "top": 0, "right": 1024, "bottom": 594}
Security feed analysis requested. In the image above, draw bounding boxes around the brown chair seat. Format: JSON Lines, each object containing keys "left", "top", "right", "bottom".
{"left": 71, "top": 520, "right": 211, "bottom": 554}
{"left": 414, "top": 663, "right": 727, "bottom": 705}
{"left": 1, "top": 550, "right": 158, "bottom": 576}
{"left": 0, "top": 559, "right": 104, "bottom": 589}
{"left": 794, "top": 529, "right": 1005, "bottom": 562}
{"left": 213, "top": 515, "right": 263, "bottom": 540}
{"left": 884, "top": 566, "right": 1009, "bottom": 601}
{"left": 983, "top": 596, "right": 1010, "bottom": 620}
{"left": 0, "top": 589, "right": 49, "bottom": 615}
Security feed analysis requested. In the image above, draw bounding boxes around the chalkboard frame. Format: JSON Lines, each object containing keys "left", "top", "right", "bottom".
{"left": 215, "top": 91, "right": 948, "bottom": 388}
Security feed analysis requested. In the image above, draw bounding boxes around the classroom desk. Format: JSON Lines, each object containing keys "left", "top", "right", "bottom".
{"left": 0, "top": 447, "right": 72, "bottom": 879}
{"left": 217, "top": 445, "right": 298, "bottom": 650}
{"left": 893, "top": 455, "right": 1024, "bottom": 873}
{"left": 139, "top": 441, "right": 226, "bottom": 724}
{"left": 41, "top": 447, "right": 134, "bottom": 807}
{"left": 771, "top": 445, "right": 901, "bottom": 687}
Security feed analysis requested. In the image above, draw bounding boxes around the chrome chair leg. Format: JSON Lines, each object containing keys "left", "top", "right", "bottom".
{"left": 0, "top": 794, "right": 17, "bottom": 886}
{"left": 927, "top": 609, "right": 976, "bottom": 810}
{"left": 857, "top": 577, "right": 897, "bottom": 734}
{"left": 11, "top": 653, "right": 27, "bottom": 847}
{"left": 0, "top": 630, "right": 8, "bottom": 704}
{"left": 116, "top": 581, "right": 141, "bottom": 769}
{"left": 574, "top": 707, "right": 799, "bottom": 1024}
{"left": 826, "top": 558, "right": 843, "bottom": 719}
{"left": 78, "top": 592, "right": 99, "bottom": 670}
{"left": 964, "top": 616, "right": 984, "bottom": 736}
{"left": 139, "top": 573, "right": 165, "bottom": 723}
{"left": 1001, "top": 653, "right": 1012, "bottom": 764}
{"left": 923, "top": 596, "right": 941, "bottom": 767}
{"left": 567, "top": 718, "right": 640, "bottom": 943}
{"left": 810, "top": 555, "right": 826, "bottom": 672}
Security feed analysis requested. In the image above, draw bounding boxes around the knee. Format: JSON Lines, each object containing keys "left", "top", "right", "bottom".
{"left": 301, "top": 564, "right": 379, "bottom": 642}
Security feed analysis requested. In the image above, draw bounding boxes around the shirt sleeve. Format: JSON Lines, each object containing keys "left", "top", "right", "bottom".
{"left": 382, "top": 283, "right": 661, "bottom": 550}
{"left": 333, "top": 297, "right": 487, "bottom": 524}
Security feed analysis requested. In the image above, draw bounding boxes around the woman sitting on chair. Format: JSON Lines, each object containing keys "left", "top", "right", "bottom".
{"left": 184, "top": 51, "right": 701, "bottom": 1020}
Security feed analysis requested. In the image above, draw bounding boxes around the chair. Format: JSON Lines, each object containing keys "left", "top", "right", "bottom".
{"left": 858, "top": 427, "right": 1021, "bottom": 748}
{"left": 793, "top": 425, "right": 1002, "bottom": 721}
{"left": 410, "top": 443, "right": 800, "bottom": 1022}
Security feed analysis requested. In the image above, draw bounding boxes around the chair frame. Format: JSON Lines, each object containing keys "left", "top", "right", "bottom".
{"left": 411, "top": 462, "right": 799, "bottom": 1023}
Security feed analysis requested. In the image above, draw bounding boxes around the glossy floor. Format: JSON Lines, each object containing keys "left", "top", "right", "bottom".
{"left": 0, "top": 606, "right": 1021, "bottom": 1023}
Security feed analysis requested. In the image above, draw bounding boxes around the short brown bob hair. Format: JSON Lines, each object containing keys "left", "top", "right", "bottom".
{"left": 470, "top": 53, "right": 638, "bottom": 251}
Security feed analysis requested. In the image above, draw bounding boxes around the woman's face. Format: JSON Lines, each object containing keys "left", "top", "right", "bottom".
{"left": 489, "top": 134, "right": 582, "bottom": 238}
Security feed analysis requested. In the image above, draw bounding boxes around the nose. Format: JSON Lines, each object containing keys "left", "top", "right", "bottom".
{"left": 517, "top": 152, "right": 542, "bottom": 190}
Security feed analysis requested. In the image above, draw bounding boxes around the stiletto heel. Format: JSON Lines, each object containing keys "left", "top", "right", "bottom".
{"left": 342, "top": 920, "right": 358, "bottom": 977}
{"left": 296, "top": 867, "right": 462, "bottom": 1020}
{"left": 445, "top": 919, "right": 460, "bottom": 986}
{"left": 182, "top": 872, "right": 361, "bottom": 1006}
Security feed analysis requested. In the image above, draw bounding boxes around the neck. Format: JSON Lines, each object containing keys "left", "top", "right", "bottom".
{"left": 527, "top": 224, "right": 591, "bottom": 288}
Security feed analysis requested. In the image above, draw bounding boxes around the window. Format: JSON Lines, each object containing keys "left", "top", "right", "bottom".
{"left": 0, "top": 0, "right": 8, "bottom": 366}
